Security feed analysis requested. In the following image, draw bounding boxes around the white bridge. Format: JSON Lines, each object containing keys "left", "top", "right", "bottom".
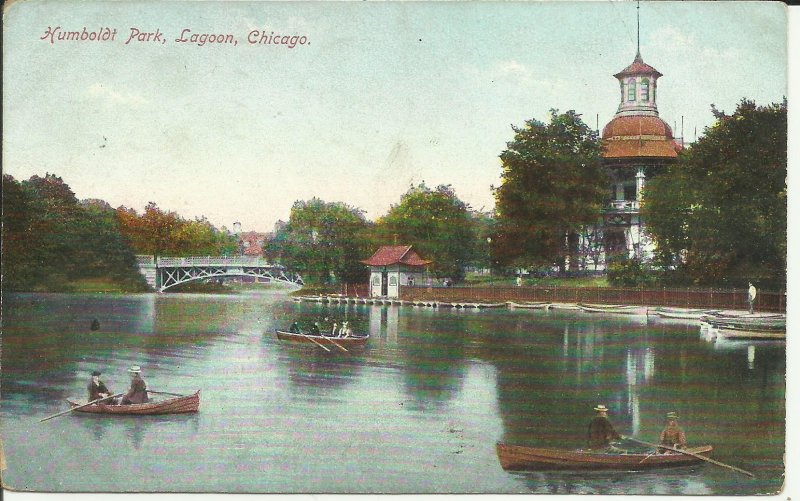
{"left": 136, "top": 256, "right": 304, "bottom": 292}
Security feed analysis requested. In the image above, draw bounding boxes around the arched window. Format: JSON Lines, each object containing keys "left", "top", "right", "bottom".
{"left": 641, "top": 79, "right": 650, "bottom": 101}
{"left": 627, "top": 78, "right": 636, "bottom": 101}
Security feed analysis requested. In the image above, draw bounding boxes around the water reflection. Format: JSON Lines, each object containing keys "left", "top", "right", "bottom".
{"left": 513, "top": 467, "right": 713, "bottom": 495}
{"left": 75, "top": 413, "right": 200, "bottom": 450}
{"left": 1, "top": 293, "right": 785, "bottom": 494}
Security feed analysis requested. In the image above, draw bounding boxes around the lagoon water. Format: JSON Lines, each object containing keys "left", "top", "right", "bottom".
{"left": 0, "top": 289, "right": 785, "bottom": 494}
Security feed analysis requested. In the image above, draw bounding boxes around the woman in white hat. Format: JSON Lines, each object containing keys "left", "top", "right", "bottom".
{"left": 587, "top": 404, "right": 621, "bottom": 449}
{"left": 120, "top": 365, "right": 149, "bottom": 405}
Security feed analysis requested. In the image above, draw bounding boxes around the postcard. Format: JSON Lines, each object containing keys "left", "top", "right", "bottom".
{"left": 1, "top": 0, "right": 791, "bottom": 496}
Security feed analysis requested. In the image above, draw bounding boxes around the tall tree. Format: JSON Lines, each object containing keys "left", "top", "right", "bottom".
{"left": 493, "top": 110, "right": 607, "bottom": 272}
{"left": 375, "top": 183, "right": 477, "bottom": 282}
{"left": 116, "top": 203, "right": 238, "bottom": 257}
{"left": 642, "top": 99, "right": 787, "bottom": 287}
{"left": 2, "top": 173, "right": 147, "bottom": 291}
{"left": 264, "top": 198, "right": 371, "bottom": 284}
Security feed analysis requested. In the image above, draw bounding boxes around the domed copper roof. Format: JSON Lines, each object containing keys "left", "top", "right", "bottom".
{"left": 602, "top": 115, "right": 682, "bottom": 159}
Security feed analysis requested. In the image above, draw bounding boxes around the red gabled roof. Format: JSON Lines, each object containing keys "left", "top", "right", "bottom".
{"left": 361, "top": 245, "right": 432, "bottom": 267}
{"left": 614, "top": 52, "right": 663, "bottom": 79}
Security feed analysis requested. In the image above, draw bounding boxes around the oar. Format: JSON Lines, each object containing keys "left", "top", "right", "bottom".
{"left": 298, "top": 332, "right": 331, "bottom": 351}
{"left": 622, "top": 435, "right": 754, "bottom": 477}
{"left": 147, "top": 390, "right": 187, "bottom": 398}
{"left": 40, "top": 392, "right": 124, "bottom": 422}
{"left": 321, "top": 335, "right": 349, "bottom": 352}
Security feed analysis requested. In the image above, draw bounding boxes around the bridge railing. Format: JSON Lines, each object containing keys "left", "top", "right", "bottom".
{"left": 155, "top": 256, "right": 281, "bottom": 267}
{"left": 136, "top": 255, "right": 156, "bottom": 265}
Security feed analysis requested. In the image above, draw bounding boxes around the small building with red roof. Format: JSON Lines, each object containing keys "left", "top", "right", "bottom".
{"left": 361, "top": 245, "right": 431, "bottom": 297}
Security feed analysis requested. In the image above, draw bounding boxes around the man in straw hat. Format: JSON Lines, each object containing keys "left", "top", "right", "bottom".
{"left": 587, "top": 404, "right": 621, "bottom": 449}
{"left": 120, "top": 365, "right": 149, "bottom": 405}
{"left": 659, "top": 411, "right": 687, "bottom": 451}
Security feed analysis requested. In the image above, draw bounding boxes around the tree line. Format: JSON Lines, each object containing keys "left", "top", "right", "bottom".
{"left": 2, "top": 98, "right": 786, "bottom": 292}
{"left": 2, "top": 174, "right": 239, "bottom": 292}
{"left": 268, "top": 99, "right": 785, "bottom": 289}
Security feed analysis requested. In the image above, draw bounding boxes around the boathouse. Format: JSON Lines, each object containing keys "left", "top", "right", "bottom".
{"left": 361, "top": 245, "right": 431, "bottom": 298}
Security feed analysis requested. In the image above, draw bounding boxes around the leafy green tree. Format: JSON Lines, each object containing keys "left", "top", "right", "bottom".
{"left": 493, "top": 109, "right": 607, "bottom": 273}
{"left": 375, "top": 183, "right": 477, "bottom": 282}
{"left": 2, "top": 173, "right": 147, "bottom": 291}
{"left": 264, "top": 198, "right": 371, "bottom": 284}
{"left": 470, "top": 210, "right": 496, "bottom": 272}
{"left": 116, "top": 203, "right": 238, "bottom": 257}
{"left": 642, "top": 99, "right": 787, "bottom": 287}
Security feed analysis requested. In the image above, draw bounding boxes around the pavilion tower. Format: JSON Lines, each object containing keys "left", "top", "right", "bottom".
{"left": 595, "top": 49, "right": 682, "bottom": 264}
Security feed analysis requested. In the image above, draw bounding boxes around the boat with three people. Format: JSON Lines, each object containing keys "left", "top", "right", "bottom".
{"left": 275, "top": 329, "right": 370, "bottom": 348}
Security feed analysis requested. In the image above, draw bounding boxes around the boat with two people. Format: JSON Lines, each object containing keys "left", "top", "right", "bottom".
{"left": 65, "top": 391, "right": 200, "bottom": 416}
{"left": 496, "top": 442, "right": 713, "bottom": 471}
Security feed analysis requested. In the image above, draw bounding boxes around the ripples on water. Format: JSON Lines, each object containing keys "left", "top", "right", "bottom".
{"left": 0, "top": 291, "right": 785, "bottom": 494}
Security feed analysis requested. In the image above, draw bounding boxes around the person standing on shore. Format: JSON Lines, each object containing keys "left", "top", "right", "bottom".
{"left": 748, "top": 282, "right": 757, "bottom": 314}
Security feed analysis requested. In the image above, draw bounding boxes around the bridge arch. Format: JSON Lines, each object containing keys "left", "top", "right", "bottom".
{"left": 136, "top": 256, "right": 304, "bottom": 292}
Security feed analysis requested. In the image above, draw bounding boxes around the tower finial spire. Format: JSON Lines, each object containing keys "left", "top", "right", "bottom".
{"left": 636, "top": 0, "right": 641, "bottom": 56}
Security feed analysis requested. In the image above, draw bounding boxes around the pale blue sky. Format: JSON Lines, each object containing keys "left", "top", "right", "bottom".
{"left": 3, "top": 1, "right": 789, "bottom": 232}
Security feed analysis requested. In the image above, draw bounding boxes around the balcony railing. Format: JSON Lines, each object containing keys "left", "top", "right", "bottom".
{"left": 602, "top": 200, "right": 640, "bottom": 213}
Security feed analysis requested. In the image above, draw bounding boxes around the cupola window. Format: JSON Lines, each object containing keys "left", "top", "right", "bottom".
{"left": 640, "top": 79, "right": 650, "bottom": 101}
{"left": 627, "top": 78, "right": 636, "bottom": 101}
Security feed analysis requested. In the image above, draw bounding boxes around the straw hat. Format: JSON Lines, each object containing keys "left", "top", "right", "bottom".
{"left": 127, "top": 365, "right": 142, "bottom": 373}
{"left": 666, "top": 411, "right": 679, "bottom": 419}
{"left": 593, "top": 404, "right": 609, "bottom": 412}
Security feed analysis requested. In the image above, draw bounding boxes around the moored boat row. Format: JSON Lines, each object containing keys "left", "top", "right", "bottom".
{"left": 293, "top": 296, "right": 785, "bottom": 329}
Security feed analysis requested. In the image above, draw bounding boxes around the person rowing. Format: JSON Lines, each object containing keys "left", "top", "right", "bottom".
{"left": 87, "top": 370, "right": 117, "bottom": 405}
{"left": 289, "top": 321, "right": 301, "bottom": 334}
{"left": 587, "top": 404, "right": 622, "bottom": 450}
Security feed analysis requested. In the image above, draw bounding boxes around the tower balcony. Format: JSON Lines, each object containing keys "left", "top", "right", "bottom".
{"left": 602, "top": 199, "right": 640, "bottom": 214}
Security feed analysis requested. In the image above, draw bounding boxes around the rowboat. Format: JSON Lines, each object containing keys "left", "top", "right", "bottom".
{"left": 66, "top": 391, "right": 200, "bottom": 415}
{"left": 652, "top": 307, "right": 718, "bottom": 320}
{"left": 710, "top": 324, "right": 785, "bottom": 340}
{"left": 507, "top": 301, "right": 551, "bottom": 310}
{"left": 579, "top": 303, "right": 649, "bottom": 315}
{"left": 475, "top": 302, "right": 506, "bottom": 309}
{"left": 496, "top": 443, "right": 713, "bottom": 471}
{"left": 275, "top": 330, "right": 370, "bottom": 347}
{"left": 702, "top": 311, "right": 785, "bottom": 340}
{"left": 548, "top": 303, "right": 582, "bottom": 311}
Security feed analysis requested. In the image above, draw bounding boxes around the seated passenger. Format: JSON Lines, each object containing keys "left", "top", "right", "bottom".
{"left": 659, "top": 412, "right": 687, "bottom": 452}
{"left": 120, "top": 366, "right": 149, "bottom": 405}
